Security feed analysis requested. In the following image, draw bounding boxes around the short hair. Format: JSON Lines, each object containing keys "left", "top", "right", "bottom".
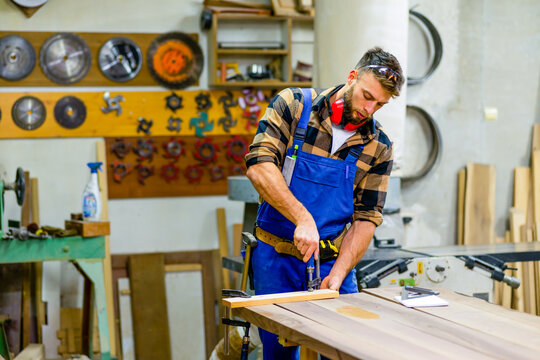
{"left": 355, "top": 47, "right": 404, "bottom": 97}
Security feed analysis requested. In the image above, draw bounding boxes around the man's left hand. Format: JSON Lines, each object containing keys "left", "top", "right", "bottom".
{"left": 321, "top": 274, "right": 343, "bottom": 291}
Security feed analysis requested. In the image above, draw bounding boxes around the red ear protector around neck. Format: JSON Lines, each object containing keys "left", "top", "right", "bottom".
{"left": 330, "top": 98, "right": 367, "bottom": 131}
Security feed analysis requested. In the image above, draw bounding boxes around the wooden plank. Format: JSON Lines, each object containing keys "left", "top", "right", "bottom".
{"left": 289, "top": 295, "right": 530, "bottom": 359}
{"left": 363, "top": 287, "right": 540, "bottom": 352}
{"left": 200, "top": 250, "right": 221, "bottom": 357}
{"left": 501, "top": 231, "right": 513, "bottom": 308}
{"left": 509, "top": 208, "right": 526, "bottom": 311}
{"left": 0, "top": 31, "right": 197, "bottom": 88}
{"left": 64, "top": 220, "right": 110, "bottom": 237}
{"left": 532, "top": 151, "right": 540, "bottom": 225}
{"left": 234, "top": 303, "right": 405, "bottom": 360}
{"left": 463, "top": 163, "right": 496, "bottom": 245}
{"left": 232, "top": 223, "right": 243, "bottom": 284}
{"left": 96, "top": 140, "right": 118, "bottom": 359}
{"left": 164, "top": 263, "right": 202, "bottom": 272}
{"left": 13, "top": 344, "right": 44, "bottom": 360}
{"left": 457, "top": 167, "right": 466, "bottom": 245}
{"left": 216, "top": 208, "right": 231, "bottom": 289}
{"left": 223, "top": 289, "right": 338, "bottom": 308}
{"left": 0, "top": 90, "right": 265, "bottom": 140}
{"left": 513, "top": 167, "right": 530, "bottom": 214}
{"left": 128, "top": 254, "right": 171, "bottom": 360}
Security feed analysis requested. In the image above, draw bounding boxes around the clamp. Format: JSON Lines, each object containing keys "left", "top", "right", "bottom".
{"left": 306, "top": 255, "right": 321, "bottom": 291}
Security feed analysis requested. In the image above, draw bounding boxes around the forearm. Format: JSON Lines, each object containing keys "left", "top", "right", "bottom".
{"left": 329, "top": 220, "right": 375, "bottom": 280}
{"left": 246, "top": 162, "right": 312, "bottom": 226}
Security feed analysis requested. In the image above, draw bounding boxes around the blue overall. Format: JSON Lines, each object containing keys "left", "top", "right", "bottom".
{"left": 252, "top": 89, "right": 363, "bottom": 360}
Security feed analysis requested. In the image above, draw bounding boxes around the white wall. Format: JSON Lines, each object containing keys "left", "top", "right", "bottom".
{"left": 403, "top": 0, "right": 540, "bottom": 246}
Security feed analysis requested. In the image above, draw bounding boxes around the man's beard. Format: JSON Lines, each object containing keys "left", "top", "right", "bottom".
{"left": 341, "top": 87, "right": 371, "bottom": 126}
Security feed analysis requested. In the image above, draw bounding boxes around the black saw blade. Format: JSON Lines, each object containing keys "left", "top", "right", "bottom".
{"left": 39, "top": 32, "right": 91, "bottom": 85}
{"left": 147, "top": 32, "right": 204, "bottom": 89}
{"left": 11, "top": 96, "right": 46, "bottom": 130}
{"left": 0, "top": 34, "right": 36, "bottom": 81}
{"left": 54, "top": 95, "right": 86, "bottom": 129}
{"left": 98, "top": 37, "right": 143, "bottom": 82}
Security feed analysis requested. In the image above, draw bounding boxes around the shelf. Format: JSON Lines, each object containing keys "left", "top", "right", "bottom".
{"left": 211, "top": 80, "right": 311, "bottom": 89}
{"left": 217, "top": 49, "right": 288, "bottom": 56}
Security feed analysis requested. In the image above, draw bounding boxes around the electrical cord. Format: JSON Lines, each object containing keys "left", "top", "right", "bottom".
{"left": 402, "top": 105, "right": 442, "bottom": 182}
{"left": 408, "top": 9, "right": 443, "bottom": 85}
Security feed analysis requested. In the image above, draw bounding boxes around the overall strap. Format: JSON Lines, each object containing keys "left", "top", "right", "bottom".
{"left": 345, "top": 144, "right": 364, "bottom": 163}
{"left": 292, "top": 88, "right": 312, "bottom": 150}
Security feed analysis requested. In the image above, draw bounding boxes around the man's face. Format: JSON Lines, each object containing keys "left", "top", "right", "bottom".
{"left": 342, "top": 71, "right": 392, "bottom": 125}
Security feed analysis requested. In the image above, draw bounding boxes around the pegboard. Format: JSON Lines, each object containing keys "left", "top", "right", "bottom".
{"left": 105, "top": 134, "right": 253, "bottom": 199}
{"left": 0, "top": 88, "right": 272, "bottom": 139}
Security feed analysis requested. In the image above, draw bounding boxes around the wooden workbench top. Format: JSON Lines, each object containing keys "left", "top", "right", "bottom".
{"left": 232, "top": 287, "right": 540, "bottom": 359}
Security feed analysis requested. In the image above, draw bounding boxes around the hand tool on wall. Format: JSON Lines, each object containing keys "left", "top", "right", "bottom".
{"left": 1, "top": 167, "right": 25, "bottom": 239}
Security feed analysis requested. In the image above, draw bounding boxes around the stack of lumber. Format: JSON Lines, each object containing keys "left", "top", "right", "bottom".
{"left": 457, "top": 124, "right": 540, "bottom": 314}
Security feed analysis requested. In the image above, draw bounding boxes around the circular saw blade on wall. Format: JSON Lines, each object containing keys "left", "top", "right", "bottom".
{"left": 98, "top": 37, "right": 143, "bottom": 82}
{"left": 11, "top": 95, "right": 46, "bottom": 130}
{"left": 0, "top": 34, "right": 36, "bottom": 81}
{"left": 54, "top": 95, "right": 87, "bottom": 129}
{"left": 147, "top": 32, "right": 204, "bottom": 89}
{"left": 39, "top": 32, "right": 92, "bottom": 85}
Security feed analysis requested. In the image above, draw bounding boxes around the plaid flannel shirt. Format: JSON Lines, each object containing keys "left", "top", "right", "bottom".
{"left": 245, "top": 86, "right": 394, "bottom": 226}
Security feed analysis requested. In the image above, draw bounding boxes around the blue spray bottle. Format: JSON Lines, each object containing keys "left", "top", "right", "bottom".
{"left": 82, "top": 162, "right": 103, "bottom": 221}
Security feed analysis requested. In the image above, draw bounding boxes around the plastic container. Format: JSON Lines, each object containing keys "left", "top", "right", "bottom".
{"left": 82, "top": 162, "right": 103, "bottom": 221}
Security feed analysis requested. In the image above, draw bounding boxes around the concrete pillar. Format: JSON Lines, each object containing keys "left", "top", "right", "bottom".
{"left": 314, "top": 0, "right": 409, "bottom": 171}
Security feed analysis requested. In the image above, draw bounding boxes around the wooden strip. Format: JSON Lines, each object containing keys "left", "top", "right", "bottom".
{"left": 223, "top": 289, "right": 338, "bottom": 308}
{"left": 362, "top": 287, "right": 540, "bottom": 351}
{"left": 532, "top": 152, "right": 540, "bottom": 225}
{"left": 216, "top": 208, "right": 231, "bottom": 289}
{"left": 501, "top": 231, "right": 513, "bottom": 308}
{"left": 200, "top": 250, "right": 220, "bottom": 357}
{"left": 513, "top": 167, "right": 530, "bottom": 214}
{"left": 0, "top": 90, "right": 264, "bottom": 139}
{"left": 96, "top": 140, "right": 117, "bottom": 359}
{"left": 128, "top": 254, "right": 171, "bottom": 360}
{"left": 463, "top": 163, "right": 496, "bottom": 245}
{"left": 509, "top": 208, "right": 526, "bottom": 311}
{"left": 164, "top": 263, "right": 202, "bottom": 272}
{"left": 20, "top": 172, "right": 32, "bottom": 349}
{"left": 457, "top": 167, "right": 466, "bottom": 245}
{"left": 65, "top": 220, "right": 110, "bottom": 237}
{"left": 13, "top": 343, "right": 45, "bottom": 360}
{"left": 232, "top": 223, "right": 243, "bottom": 284}
{"left": 30, "top": 178, "right": 45, "bottom": 344}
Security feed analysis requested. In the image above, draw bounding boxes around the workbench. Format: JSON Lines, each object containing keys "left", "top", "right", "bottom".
{"left": 0, "top": 236, "right": 112, "bottom": 360}
{"left": 232, "top": 287, "right": 540, "bottom": 359}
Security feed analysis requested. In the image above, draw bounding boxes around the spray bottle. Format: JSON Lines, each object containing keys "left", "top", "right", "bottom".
{"left": 82, "top": 162, "right": 103, "bottom": 221}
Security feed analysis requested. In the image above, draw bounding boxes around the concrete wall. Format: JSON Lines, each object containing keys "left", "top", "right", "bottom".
{"left": 403, "top": 0, "right": 540, "bottom": 247}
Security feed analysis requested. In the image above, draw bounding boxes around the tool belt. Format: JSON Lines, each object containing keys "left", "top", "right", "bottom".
{"left": 255, "top": 226, "right": 346, "bottom": 262}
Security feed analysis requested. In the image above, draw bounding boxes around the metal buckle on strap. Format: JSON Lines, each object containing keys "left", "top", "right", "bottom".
{"left": 293, "top": 127, "right": 307, "bottom": 140}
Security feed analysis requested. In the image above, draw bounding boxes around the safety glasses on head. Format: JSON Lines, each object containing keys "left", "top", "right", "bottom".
{"left": 360, "top": 65, "right": 402, "bottom": 84}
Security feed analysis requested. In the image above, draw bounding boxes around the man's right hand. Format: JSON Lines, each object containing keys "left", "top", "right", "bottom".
{"left": 294, "top": 215, "right": 319, "bottom": 263}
